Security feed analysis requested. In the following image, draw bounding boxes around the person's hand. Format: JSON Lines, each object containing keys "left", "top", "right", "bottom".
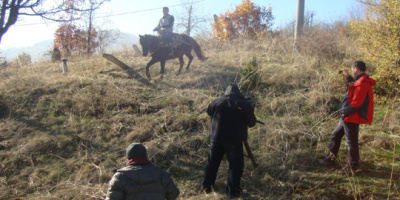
{"left": 341, "top": 69, "right": 350, "bottom": 78}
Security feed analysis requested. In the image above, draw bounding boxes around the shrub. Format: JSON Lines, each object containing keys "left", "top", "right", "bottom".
{"left": 52, "top": 48, "right": 61, "bottom": 62}
{"left": 16, "top": 52, "right": 32, "bottom": 67}
{"left": 351, "top": 0, "right": 400, "bottom": 98}
{"left": 239, "top": 55, "right": 261, "bottom": 91}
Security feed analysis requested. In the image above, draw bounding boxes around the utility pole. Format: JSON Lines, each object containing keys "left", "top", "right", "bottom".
{"left": 294, "top": 0, "right": 305, "bottom": 41}
{"left": 186, "top": 5, "right": 192, "bottom": 36}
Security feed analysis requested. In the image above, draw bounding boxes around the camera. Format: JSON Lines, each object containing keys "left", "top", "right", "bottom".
{"left": 245, "top": 97, "right": 255, "bottom": 108}
{"left": 338, "top": 70, "right": 343, "bottom": 74}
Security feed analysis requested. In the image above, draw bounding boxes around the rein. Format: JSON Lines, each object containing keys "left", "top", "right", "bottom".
{"left": 148, "top": 36, "right": 160, "bottom": 55}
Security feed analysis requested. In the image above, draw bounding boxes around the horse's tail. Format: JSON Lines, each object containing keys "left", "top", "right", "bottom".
{"left": 184, "top": 35, "right": 207, "bottom": 61}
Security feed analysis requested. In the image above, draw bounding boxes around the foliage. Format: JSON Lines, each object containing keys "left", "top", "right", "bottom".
{"left": 351, "top": 0, "right": 400, "bottom": 97}
{"left": 51, "top": 48, "right": 62, "bottom": 62}
{"left": 239, "top": 55, "right": 261, "bottom": 91}
{"left": 54, "top": 23, "right": 98, "bottom": 57}
{"left": 211, "top": 0, "right": 274, "bottom": 41}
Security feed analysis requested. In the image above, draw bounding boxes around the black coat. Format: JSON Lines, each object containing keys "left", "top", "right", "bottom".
{"left": 207, "top": 85, "right": 257, "bottom": 145}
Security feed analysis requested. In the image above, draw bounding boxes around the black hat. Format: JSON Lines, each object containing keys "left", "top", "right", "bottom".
{"left": 225, "top": 84, "right": 241, "bottom": 95}
{"left": 126, "top": 143, "right": 148, "bottom": 159}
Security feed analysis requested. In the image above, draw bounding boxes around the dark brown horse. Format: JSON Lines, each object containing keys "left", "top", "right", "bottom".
{"left": 139, "top": 34, "right": 207, "bottom": 79}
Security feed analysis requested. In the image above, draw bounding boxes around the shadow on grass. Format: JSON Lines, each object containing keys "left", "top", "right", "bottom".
{"left": 275, "top": 149, "right": 400, "bottom": 199}
{"left": 176, "top": 64, "right": 240, "bottom": 90}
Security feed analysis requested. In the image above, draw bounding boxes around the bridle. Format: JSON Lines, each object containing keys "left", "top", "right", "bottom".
{"left": 146, "top": 36, "right": 160, "bottom": 55}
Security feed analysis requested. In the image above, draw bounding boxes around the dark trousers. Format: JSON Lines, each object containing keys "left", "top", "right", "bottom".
{"left": 161, "top": 32, "right": 173, "bottom": 55}
{"left": 327, "top": 119, "right": 360, "bottom": 166}
{"left": 161, "top": 32, "right": 172, "bottom": 44}
{"left": 202, "top": 141, "right": 244, "bottom": 196}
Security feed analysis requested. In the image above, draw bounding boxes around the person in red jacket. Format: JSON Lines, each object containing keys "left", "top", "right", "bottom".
{"left": 324, "top": 61, "right": 376, "bottom": 174}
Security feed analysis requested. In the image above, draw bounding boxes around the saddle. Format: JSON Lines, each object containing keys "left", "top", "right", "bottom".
{"left": 158, "top": 33, "right": 185, "bottom": 48}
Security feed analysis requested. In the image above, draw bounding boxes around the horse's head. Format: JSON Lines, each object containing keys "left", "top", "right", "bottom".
{"left": 139, "top": 35, "right": 150, "bottom": 56}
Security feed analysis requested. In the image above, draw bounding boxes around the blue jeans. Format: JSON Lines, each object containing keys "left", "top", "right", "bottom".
{"left": 202, "top": 141, "right": 244, "bottom": 196}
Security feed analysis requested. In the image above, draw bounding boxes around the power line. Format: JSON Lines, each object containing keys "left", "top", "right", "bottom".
{"left": 13, "top": 0, "right": 206, "bottom": 27}
{"left": 100, "top": 0, "right": 206, "bottom": 18}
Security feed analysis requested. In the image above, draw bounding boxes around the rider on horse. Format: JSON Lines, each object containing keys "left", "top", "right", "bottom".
{"left": 153, "top": 7, "right": 174, "bottom": 57}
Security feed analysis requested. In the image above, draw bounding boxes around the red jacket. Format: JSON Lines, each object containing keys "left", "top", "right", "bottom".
{"left": 342, "top": 73, "right": 376, "bottom": 125}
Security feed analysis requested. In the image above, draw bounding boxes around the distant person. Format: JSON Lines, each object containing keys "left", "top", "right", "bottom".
{"left": 323, "top": 61, "right": 376, "bottom": 175}
{"left": 105, "top": 142, "right": 180, "bottom": 200}
{"left": 202, "top": 84, "right": 257, "bottom": 199}
{"left": 153, "top": 6, "right": 174, "bottom": 57}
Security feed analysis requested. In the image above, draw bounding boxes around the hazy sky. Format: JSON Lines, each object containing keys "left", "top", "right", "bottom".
{"left": 0, "top": 0, "right": 359, "bottom": 49}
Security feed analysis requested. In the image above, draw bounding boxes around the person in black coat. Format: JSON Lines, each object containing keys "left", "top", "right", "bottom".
{"left": 202, "top": 84, "right": 256, "bottom": 199}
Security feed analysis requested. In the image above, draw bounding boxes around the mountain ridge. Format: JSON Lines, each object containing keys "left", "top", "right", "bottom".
{"left": 0, "top": 32, "right": 139, "bottom": 62}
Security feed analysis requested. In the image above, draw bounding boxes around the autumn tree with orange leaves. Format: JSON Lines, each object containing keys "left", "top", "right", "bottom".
{"left": 54, "top": 23, "right": 98, "bottom": 57}
{"left": 53, "top": 0, "right": 106, "bottom": 57}
{"left": 212, "top": 0, "right": 274, "bottom": 40}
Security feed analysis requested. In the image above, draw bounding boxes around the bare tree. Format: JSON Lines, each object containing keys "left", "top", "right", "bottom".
{"left": 85, "top": 0, "right": 108, "bottom": 55}
{"left": 0, "top": 0, "right": 105, "bottom": 43}
{"left": 176, "top": 0, "right": 210, "bottom": 36}
{"left": 96, "top": 29, "right": 120, "bottom": 53}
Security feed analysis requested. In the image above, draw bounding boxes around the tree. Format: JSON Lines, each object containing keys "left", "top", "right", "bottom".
{"left": 176, "top": 1, "right": 209, "bottom": 36}
{"left": 53, "top": 0, "right": 106, "bottom": 57}
{"left": 54, "top": 23, "right": 98, "bottom": 57}
{"left": 54, "top": 23, "right": 76, "bottom": 57}
{"left": 351, "top": 0, "right": 400, "bottom": 97}
{"left": 0, "top": 0, "right": 98, "bottom": 43}
{"left": 96, "top": 29, "right": 120, "bottom": 53}
{"left": 84, "top": 0, "right": 106, "bottom": 55}
{"left": 211, "top": 0, "right": 274, "bottom": 40}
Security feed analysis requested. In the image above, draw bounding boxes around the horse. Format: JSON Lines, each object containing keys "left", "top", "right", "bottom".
{"left": 139, "top": 33, "right": 207, "bottom": 79}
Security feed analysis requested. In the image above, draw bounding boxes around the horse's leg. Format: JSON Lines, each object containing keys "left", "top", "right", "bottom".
{"left": 160, "top": 60, "right": 166, "bottom": 79}
{"left": 146, "top": 58, "right": 158, "bottom": 79}
{"left": 185, "top": 51, "right": 194, "bottom": 71}
{"left": 177, "top": 56, "right": 184, "bottom": 75}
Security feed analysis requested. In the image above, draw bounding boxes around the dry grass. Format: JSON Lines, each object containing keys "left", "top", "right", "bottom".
{"left": 0, "top": 31, "right": 399, "bottom": 200}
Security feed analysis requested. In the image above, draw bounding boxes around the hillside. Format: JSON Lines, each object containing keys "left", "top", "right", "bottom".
{"left": 0, "top": 34, "right": 399, "bottom": 199}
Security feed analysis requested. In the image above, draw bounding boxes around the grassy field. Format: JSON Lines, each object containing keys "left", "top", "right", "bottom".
{"left": 0, "top": 33, "right": 399, "bottom": 199}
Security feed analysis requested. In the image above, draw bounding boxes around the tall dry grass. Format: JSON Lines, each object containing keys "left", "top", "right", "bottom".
{"left": 0, "top": 24, "right": 399, "bottom": 199}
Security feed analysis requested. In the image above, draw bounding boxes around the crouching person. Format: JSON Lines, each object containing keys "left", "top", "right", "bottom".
{"left": 105, "top": 143, "right": 180, "bottom": 200}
